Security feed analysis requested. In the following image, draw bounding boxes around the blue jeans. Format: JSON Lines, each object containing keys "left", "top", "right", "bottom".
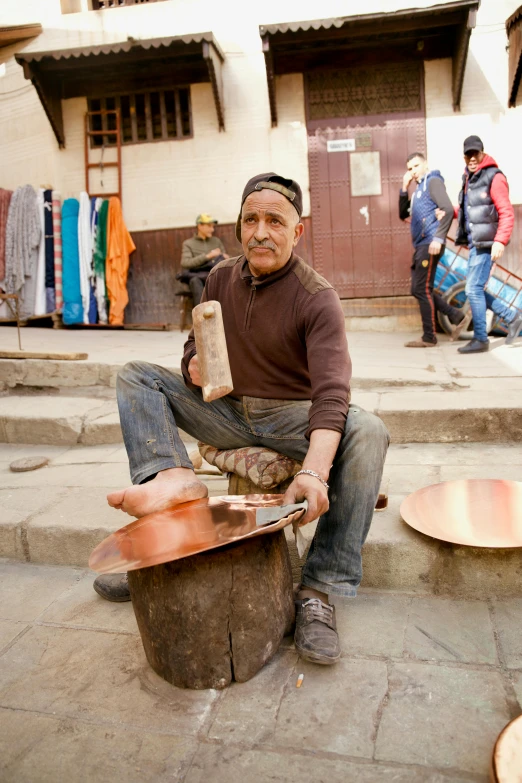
{"left": 116, "top": 361, "right": 390, "bottom": 598}
{"left": 466, "top": 248, "right": 516, "bottom": 342}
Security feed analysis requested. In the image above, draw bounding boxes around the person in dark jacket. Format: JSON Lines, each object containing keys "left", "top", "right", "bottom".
{"left": 399, "top": 152, "right": 463, "bottom": 347}
{"left": 93, "top": 173, "right": 389, "bottom": 667}
{"left": 452, "top": 135, "right": 522, "bottom": 353}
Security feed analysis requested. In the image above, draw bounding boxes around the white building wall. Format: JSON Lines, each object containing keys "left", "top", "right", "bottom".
{"left": 425, "top": 0, "right": 522, "bottom": 205}
{"left": 0, "top": 0, "right": 520, "bottom": 231}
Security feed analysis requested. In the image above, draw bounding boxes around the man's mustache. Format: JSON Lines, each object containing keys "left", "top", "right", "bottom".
{"left": 247, "top": 239, "right": 277, "bottom": 251}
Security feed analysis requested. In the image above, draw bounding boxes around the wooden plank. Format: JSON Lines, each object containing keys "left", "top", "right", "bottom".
{"left": 0, "top": 351, "right": 88, "bottom": 361}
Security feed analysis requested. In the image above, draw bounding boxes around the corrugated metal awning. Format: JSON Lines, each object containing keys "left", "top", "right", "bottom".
{"left": 260, "top": 2, "right": 476, "bottom": 36}
{"left": 15, "top": 32, "right": 225, "bottom": 147}
{"left": 0, "top": 23, "right": 42, "bottom": 48}
{"left": 260, "top": 1, "right": 480, "bottom": 125}
{"left": 507, "top": 5, "right": 522, "bottom": 107}
{"left": 16, "top": 32, "right": 225, "bottom": 63}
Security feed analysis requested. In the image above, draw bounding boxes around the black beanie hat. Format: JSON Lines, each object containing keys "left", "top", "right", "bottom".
{"left": 235, "top": 172, "right": 303, "bottom": 241}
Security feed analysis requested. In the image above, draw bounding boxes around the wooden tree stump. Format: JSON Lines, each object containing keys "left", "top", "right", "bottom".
{"left": 128, "top": 530, "right": 295, "bottom": 690}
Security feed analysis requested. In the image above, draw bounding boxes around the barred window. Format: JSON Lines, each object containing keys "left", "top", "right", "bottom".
{"left": 88, "top": 89, "right": 192, "bottom": 146}
{"left": 91, "top": 0, "right": 166, "bottom": 9}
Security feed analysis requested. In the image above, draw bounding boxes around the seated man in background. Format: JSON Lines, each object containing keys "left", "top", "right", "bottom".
{"left": 178, "top": 213, "right": 229, "bottom": 306}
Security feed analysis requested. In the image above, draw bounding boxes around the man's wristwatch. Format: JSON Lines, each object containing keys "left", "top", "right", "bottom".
{"left": 294, "top": 469, "right": 329, "bottom": 490}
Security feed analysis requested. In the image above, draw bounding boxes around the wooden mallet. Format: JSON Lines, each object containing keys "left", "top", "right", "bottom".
{"left": 192, "top": 300, "right": 233, "bottom": 402}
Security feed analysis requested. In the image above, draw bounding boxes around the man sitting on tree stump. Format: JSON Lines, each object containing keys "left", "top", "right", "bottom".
{"left": 93, "top": 173, "right": 390, "bottom": 666}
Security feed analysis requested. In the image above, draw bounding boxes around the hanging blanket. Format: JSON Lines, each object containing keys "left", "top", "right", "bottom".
{"left": 44, "top": 189, "right": 55, "bottom": 312}
{"left": 4, "top": 184, "right": 41, "bottom": 319}
{"left": 34, "top": 189, "right": 47, "bottom": 316}
{"left": 86, "top": 197, "right": 100, "bottom": 324}
{"left": 106, "top": 197, "right": 136, "bottom": 326}
{"left": 0, "top": 188, "right": 13, "bottom": 284}
{"left": 61, "top": 198, "right": 83, "bottom": 325}
{"left": 52, "top": 191, "right": 63, "bottom": 312}
{"left": 78, "top": 191, "right": 92, "bottom": 324}
{"left": 93, "top": 199, "right": 109, "bottom": 323}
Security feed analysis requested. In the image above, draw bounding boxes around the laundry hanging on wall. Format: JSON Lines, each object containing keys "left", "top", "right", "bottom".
{"left": 3, "top": 184, "right": 41, "bottom": 321}
{"left": 92, "top": 197, "right": 108, "bottom": 324}
{"left": 106, "top": 196, "right": 136, "bottom": 326}
{"left": 62, "top": 197, "right": 82, "bottom": 326}
{"left": 52, "top": 191, "right": 63, "bottom": 313}
{"left": 0, "top": 188, "right": 13, "bottom": 285}
{"left": 34, "top": 188, "right": 47, "bottom": 317}
{"left": 44, "top": 189, "right": 55, "bottom": 313}
{"left": 0, "top": 184, "right": 134, "bottom": 326}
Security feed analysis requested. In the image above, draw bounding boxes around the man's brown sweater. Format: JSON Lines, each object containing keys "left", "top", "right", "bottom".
{"left": 181, "top": 254, "right": 352, "bottom": 438}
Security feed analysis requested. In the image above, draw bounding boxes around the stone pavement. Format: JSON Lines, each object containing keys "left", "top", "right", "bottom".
{"left": 0, "top": 560, "right": 521, "bottom": 782}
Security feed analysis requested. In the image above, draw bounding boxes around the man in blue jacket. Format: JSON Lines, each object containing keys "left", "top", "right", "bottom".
{"left": 399, "top": 152, "right": 463, "bottom": 347}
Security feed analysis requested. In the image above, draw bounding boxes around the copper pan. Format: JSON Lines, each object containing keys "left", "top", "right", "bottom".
{"left": 401, "top": 479, "right": 522, "bottom": 547}
{"left": 490, "top": 714, "right": 522, "bottom": 782}
{"left": 89, "top": 494, "right": 306, "bottom": 574}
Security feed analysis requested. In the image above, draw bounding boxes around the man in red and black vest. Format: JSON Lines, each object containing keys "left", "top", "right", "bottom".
{"left": 452, "top": 135, "right": 522, "bottom": 353}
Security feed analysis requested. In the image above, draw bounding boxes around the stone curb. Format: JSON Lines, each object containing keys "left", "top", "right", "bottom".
{"left": 1, "top": 394, "right": 522, "bottom": 445}
{"left": 2, "top": 490, "right": 520, "bottom": 600}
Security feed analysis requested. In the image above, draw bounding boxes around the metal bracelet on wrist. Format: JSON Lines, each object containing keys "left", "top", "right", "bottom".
{"left": 294, "top": 469, "right": 329, "bottom": 490}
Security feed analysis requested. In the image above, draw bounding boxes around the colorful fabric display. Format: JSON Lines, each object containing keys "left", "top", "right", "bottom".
{"left": 52, "top": 191, "right": 63, "bottom": 312}
{"left": 1, "top": 184, "right": 134, "bottom": 327}
{"left": 61, "top": 198, "right": 83, "bottom": 325}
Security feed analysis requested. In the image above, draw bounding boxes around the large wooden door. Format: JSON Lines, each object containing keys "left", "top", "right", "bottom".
{"left": 306, "top": 62, "right": 426, "bottom": 298}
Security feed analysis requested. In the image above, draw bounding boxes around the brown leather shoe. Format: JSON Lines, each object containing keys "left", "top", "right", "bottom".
{"left": 404, "top": 339, "right": 437, "bottom": 348}
{"left": 294, "top": 598, "right": 341, "bottom": 665}
{"left": 93, "top": 573, "right": 131, "bottom": 602}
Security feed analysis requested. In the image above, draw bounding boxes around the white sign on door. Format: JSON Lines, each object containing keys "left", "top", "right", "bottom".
{"left": 327, "top": 138, "right": 356, "bottom": 153}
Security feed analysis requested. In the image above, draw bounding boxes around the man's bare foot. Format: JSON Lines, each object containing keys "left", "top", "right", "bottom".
{"left": 107, "top": 468, "right": 208, "bottom": 518}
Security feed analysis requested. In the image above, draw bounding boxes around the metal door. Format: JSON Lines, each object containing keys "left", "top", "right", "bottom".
{"left": 306, "top": 63, "right": 426, "bottom": 298}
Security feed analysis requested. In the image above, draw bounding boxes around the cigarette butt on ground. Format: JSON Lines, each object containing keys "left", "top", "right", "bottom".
{"left": 296, "top": 673, "right": 304, "bottom": 688}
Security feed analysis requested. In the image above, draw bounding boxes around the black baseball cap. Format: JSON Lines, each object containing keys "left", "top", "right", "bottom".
{"left": 463, "top": 135, "right": 484, "bottom": 155}
{"left": 235, "top": 172, "right": 303, "bottom": 241}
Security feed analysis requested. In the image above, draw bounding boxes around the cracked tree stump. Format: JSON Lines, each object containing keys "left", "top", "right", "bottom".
{"left": 127, "top": 530, "right": 295, "bottom": 690}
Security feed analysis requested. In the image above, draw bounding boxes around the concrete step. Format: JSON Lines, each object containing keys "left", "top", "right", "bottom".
{"left": 0, "top": 357, "right": 448, "bottom": 395}
{"left": 1, "top": 442, "right": 521, "bottom": 598}
{"left": 1, "top": 389, "right": 522, "bottom": 445}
